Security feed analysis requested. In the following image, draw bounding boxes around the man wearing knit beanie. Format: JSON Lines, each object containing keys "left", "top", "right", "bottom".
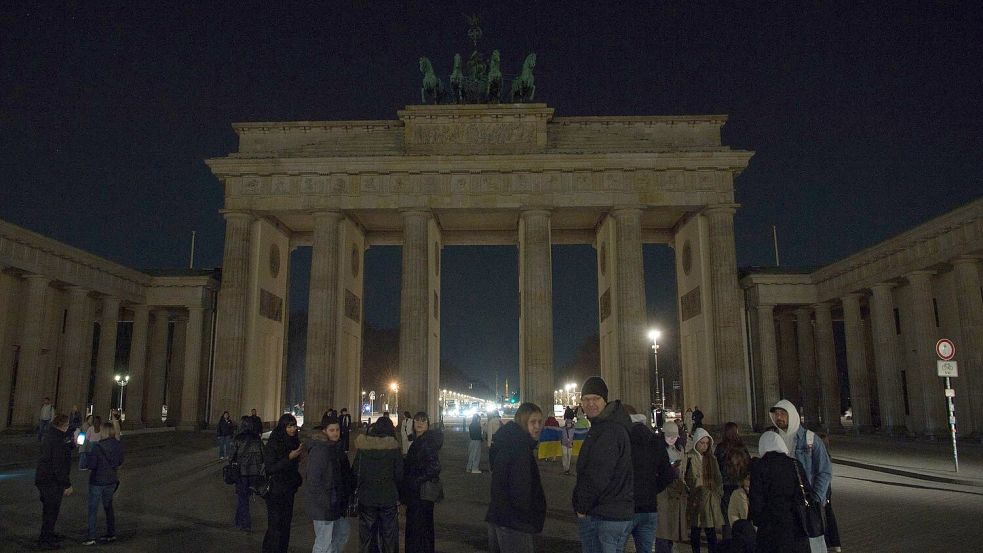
{"left": 572, "top": 376, "right": 634, "bottom": 552}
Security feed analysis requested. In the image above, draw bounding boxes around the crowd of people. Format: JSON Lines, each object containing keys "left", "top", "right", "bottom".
{"left": 33, "top": 376, "right": 840, "bottom": 553}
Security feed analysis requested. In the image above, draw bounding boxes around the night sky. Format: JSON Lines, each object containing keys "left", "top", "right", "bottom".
{"left": 2, "top": 4, "right": 981, "bottom": 392}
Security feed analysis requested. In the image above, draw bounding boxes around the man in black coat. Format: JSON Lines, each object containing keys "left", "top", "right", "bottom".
{"left": 692, "top": 406, "right": 705, "bottom": 430}
{"left": 35, "top": 413, "right": 73, "bottom": 550}
{"left": 625, "top": 405, "right": 675, "bottom": 553}
{"left": 486, "top": 402, "right": 546, "bottom": 553}
{"left": 573, "top": 376, "right": 634, "bottom": 552}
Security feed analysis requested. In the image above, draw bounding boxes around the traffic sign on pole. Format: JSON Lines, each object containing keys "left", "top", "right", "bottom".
{"left": 936, "top": 338, "right": 955, "bottom": 360}
{"left": 937, "top": 360, "right": 959, "bottom": 378}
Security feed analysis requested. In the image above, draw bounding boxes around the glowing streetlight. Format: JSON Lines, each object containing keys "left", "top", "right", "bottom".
{"left": 647, "top": 329, "right": 663, "bottom": 409}
{"left": 114, "top": 374, "right": 130, "bottom": 421}
{"left": 390, "top": 382, "right": 399, "bottom": 412}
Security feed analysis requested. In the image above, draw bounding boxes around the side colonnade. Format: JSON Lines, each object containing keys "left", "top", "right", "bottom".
{"left": 742, "top": 198, "right": 983, "bottom": 438}
{"left": 0, "top": 219, "right": 218, "bottom": 431}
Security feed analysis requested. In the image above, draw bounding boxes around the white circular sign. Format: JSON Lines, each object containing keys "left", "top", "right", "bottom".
{"left": 936, "top": 338, "right": 955, "bottom": 361}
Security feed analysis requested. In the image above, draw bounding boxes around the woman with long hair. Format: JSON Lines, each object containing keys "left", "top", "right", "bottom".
{"left": 401, "top": 411, "right": 443, "bottom": 553}
{"left": 262, "top": 413, "right": 303, "bottom": 553}
{"left": 685, "top": 428, "right": 724, "bottom": 553}
{"left": 230, "top": 416, "right": 264, "bottom": 531}
{"left": 714, "top": 422, "right": 750, "bottom": 539}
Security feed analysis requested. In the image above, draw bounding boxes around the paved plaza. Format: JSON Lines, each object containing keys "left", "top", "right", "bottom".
{"left": 1, "top": 427, "right": 983, "bottom": 552}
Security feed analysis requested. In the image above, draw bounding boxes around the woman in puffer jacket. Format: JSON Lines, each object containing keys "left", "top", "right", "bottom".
{"left": 354, "top": 416, "right": 403, "bottom": 553}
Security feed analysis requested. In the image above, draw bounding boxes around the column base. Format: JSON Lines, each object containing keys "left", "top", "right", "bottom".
{"left": 177, "top": 421, "right": 205, "bottom": 431}
{"left": 875, "top": 425, "right": 911, "bottom": 438}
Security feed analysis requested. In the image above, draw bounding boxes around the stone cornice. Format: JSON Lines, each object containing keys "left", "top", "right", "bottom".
{"left": 812, "top": 196, "right": 983, "bottom": 300}
{"left": 0, "top": 219, "right": 149, "bottom": 303}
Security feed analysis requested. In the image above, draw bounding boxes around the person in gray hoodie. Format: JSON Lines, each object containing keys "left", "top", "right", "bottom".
{"left": 305, "top": 415, "right": 354, "bottom": 553}
{"left": 353, "top": 417, "right": 403, "bottom": 553}
{"left": 572, "top": 376, "right": 634, "bottom": 553}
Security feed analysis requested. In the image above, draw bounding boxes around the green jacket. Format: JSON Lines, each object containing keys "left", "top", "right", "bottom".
{"left": 354, "top": 433, "right": 403, "bottom": 507}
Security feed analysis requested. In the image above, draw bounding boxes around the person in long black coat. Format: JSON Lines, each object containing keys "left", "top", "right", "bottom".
{"left": 35, "top": 414, "right": 73, "bottom": 550}
{"left": 401, "top": 411, "right": 443, "bottom": 553}
{"left": 749, "top": 431, "right": 810, "bottom": 553}
{"left": 262, "top": 413, "right": 303, "bottom": 553}
{"left": 485, "top": 402, "right": 546, "bottom": 553}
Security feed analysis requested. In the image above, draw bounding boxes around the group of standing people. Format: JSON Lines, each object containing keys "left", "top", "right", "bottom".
{"left": 34, "top": 401, "right": 125, "bottom": 550}
{"left": 223, "top": 407, "right": 444, "bottom": 553}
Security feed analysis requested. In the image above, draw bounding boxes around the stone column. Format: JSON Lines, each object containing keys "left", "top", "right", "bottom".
{"left": 777, "top": 314, "right": 800, "bottom": 405}
{"left": 869, "top": 283, "right": 906, "bottom": 434}
{"left": 125, "top": 305, "right": 150, "bottom": 426}
{"left": 92, "top": 296, "right": 121, "bottom": 419}
{"left": 57, "top": 286, "right": 91, "bottom": 413}
{"left": 608, "top": 208, "right": 649, "bottom": 411}
{"left": 399, "top": 211, "right": 433, "bottom": 415}
{"left": 211, "top": 211, "right": 253, "bottom": 422}
{"left": 704, "top": 205, "right": 747, "bottom": 424}
{"left": 813, "top": 303, "right": 843, "bottom": 431}
{"left": 519, "top": 209, "right": 554, "bottom": 411}
{"left": 305, "top": 211, "right": 342, "bottom": 420}
{"left": 905, "top": 270, "right": 945, "bottom": 437}
{"left": 842, "top": 293, "right": 872, "bottom": 432}
{"left": 179, "top": 307, "right": 206, "bottom": 428}
{"left": 951, "top": 257, "right": 983, "bottom": 437}
{"left": 0, "top": 265, "right": 13, "bottom": 429}
{"left": 168, "top": 317, "right": 186, "bottom": 423}
{"left": 756, "top": 305, "right": 781, "bottom": 416}
{"left": 145, "top": 309, "right": 170, "bottom": 425}
{"left": 12, "top": 274, "right": 50, "bottom": 427}
{"left": 794, "top": 307, "right": 820, "bottom": 422}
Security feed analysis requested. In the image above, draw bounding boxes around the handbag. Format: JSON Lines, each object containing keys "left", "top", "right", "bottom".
{"left": 223, "top": 443, "right": 240, "bottom": 485}
{"left": 792, "top": 458, "right": 825, "bottom": 538}
{"left": 420, "top": 478, "right": 444, "bottom": 503}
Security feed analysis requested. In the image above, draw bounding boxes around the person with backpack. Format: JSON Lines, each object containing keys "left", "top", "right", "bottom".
{"left": 82, "top": 424, "right": 124, "bottom": 545}
{"left": 305, "top": 414, "right": 354, "bottom": 553}
{"left": 229, "top": 415, "right": 264, "bottom": 531}
{"left": 353, "top": 416, "right": 403, "bottom": 553}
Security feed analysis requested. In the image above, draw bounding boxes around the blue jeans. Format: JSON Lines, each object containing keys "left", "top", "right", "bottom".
{"left": 218, "top": 435, "right": 232, "bottom": 458}
{"left": 629, "top": 512, "right": 659, "bottom": 553}
{"left": 312, "top": 518, "right": 350, "bottom": 553}
{"left": 577, "top": 515, "right": 632, "bottom": 553}
{"left": 466, "top": 439, "right": 481, "bottom": 471}
{"left": 87, "top": 483, "right": 116, "bottom": 540}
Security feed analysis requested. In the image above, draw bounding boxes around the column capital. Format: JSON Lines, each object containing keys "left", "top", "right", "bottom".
{"left": 755, "top": 303, "right": 776, "bottom": 311}
{"left": 100, "top": 294, "right": 121, "bottom": 303}
{"left": 220, "top": 209, "right": 254, "bottom": 223}
{"left": 609, "top": 206, "right": 643, "bottom": 218}
{"left": 811, "top": 302, "right": 833, "bottom": 314}
{"left": 519, "top": 208, "right": 552, "bottom": 219}
{"left": 186, "top": 305, "right": 206, "bottom": 313}
{"left": 130, "top": 304, "right": 151, "bottom": 314}
{"left": 66, "top": 285, "right": 89, "bottom": 295}
{"left": 841, "top": 291, "right": 866, "bottom": 301}
{"left": 399, "top": 209, "right": 433, "bottom": 221}
{"left": 870, "top": 282, "right": 897, "bottom": 291}
{"left": 904, "top": 269, "right": 935, "bottom": 280}
{"left": 310, "top": 210, "right": 343, "bottom": 223}
{"left": 701, "top": 203, "right": 741, "bottom": 217}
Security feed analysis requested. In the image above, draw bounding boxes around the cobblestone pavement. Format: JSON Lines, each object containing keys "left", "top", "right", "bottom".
{"left": 1, "top": 428, "right": 982, "bottom": 552}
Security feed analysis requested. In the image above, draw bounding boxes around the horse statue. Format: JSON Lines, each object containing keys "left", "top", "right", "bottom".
{"left": 485, "top": 50, "right": 502, "bottom": 103}
{"left": 419, "top": 57, "right": 446, "bottom": 104}
{"left": 510, "top": 52, "right": 536, "bottom": 103}
{"left": 449, "top": 53, "right": 464, "bottom": 104}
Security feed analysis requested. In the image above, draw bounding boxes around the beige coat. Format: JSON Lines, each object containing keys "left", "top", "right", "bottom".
{"left": 728, "top": 486, "right": 749, "bottom": 525}
{"left": 655, "top": 453, "right": 690, "bottom": 542}
{"left": 685, "top": 448, "right": 725, "bottom": 529}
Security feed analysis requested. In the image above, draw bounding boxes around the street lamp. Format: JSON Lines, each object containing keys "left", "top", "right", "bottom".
{"left": 390, "top": 382, "right": 398, "bottom": 414}
{"left": 114, "top": 374, "right": 130, "bottom": 421}
{"left": 647, "top": 329, "right": 663, "bottom": 410}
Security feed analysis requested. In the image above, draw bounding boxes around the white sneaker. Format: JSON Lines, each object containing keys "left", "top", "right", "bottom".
{"left": 470, "top": 470, "right": 482, "bottom": 474}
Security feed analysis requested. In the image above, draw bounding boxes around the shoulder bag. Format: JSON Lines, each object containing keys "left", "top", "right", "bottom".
{"left": 792, "top": 457, "right": 825, "bottom": 538}
{"left": 420, "top": 478, "right": 444, "bottom": 503}
{"left": 223, "top": 444, "right": 240, "bottom": 485}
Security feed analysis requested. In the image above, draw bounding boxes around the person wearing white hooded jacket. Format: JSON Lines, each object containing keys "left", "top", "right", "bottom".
{"left": 769, "top": 399, "right": 832, "bottom": 553}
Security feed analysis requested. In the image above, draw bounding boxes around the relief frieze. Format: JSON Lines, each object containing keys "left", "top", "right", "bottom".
{"left": 410, "top": 122, "right": 536, "bottom": 146}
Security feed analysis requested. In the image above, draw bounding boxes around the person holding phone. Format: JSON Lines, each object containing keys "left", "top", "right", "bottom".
{"left": 263, "top": 414, "right": 304, "bottom": 553}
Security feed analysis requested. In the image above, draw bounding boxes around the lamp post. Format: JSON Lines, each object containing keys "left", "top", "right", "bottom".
{"left": 647, "top": 329, "right": 662, "bottom": 409}
{"left": 390, "top": 382, "right": 399, "bottom": 415}
{"left": 114, "top": 374, "right": 130, "bottom": 421}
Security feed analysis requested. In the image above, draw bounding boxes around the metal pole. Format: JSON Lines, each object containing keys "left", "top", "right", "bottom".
{"left": 654, "top": 348, "right": 660, "bottom": 408}
{"left": 946, "top": 376, "right": 959, "bottom": 472}
{"left": 772, "top": 225, "right": 780, "bottom": 266}
{"left": 189, "top": 231, "right": 197, "bottom": 269}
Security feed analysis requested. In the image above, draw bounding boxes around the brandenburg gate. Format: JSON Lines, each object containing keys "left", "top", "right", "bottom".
{"left": 205, "top": 104, "right": 754, "bottom": 425}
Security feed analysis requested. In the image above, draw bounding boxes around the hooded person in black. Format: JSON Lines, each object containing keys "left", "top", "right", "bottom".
{"left": 262, "top": 413, "right": 303, "bottom": 553}
{"left": 486, "top": 402, "right": 546, "bottom": 553}
{"left": 624, "top": 404, "right": 674, "bottom": 553}
{"left": 35, "top": 414, "right": 73, "bottom": 550}
{"left": 573, "top": 376, "right": 635, "bottom": 552}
